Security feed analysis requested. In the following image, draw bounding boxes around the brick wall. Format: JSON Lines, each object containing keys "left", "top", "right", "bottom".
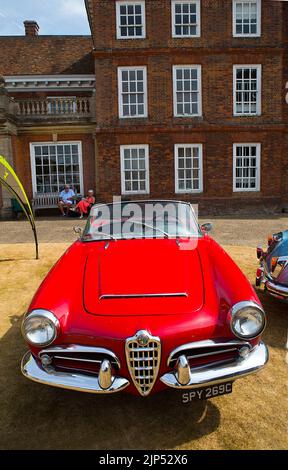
{"left": 95, "top": 52, "right": 284, "bottom": 128}
{"left": 282, "top": 3, "right": 288, "bottom": 207}
{"left": 95, "top": 130, "right": 283, "bottom": 212}
{"left": 92, "top": 0, "right": 284, "bottom": 51}
{"left": 90, "top": 0, "right": 287, "bottom": 212}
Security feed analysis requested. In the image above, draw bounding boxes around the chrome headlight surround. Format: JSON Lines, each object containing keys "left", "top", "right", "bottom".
{"left": 21, "top": 309, "right": 60, "bottom": 347}
{"left": 230, "top": 301, "right": 266, "bottom": 340}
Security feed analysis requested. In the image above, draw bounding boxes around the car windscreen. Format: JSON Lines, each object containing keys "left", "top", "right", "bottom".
{"left": 82, "top": 201, "right": 201, "bottom": 241}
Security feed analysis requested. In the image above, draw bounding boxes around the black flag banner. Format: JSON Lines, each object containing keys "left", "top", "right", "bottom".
{"left": 0, "top": 154, "right": 39, "bottom": 259}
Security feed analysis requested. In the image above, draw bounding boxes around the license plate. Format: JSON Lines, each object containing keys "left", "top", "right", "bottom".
{"left": 181, "top": 382, "right": 233, "bottom": 403}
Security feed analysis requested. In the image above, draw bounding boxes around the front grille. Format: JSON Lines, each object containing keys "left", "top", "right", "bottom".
{"left": 125, "top": 331, "right": 161, "bottom": 396}
{"left": 38, "top": 345, "right": 120, "bottom": 375}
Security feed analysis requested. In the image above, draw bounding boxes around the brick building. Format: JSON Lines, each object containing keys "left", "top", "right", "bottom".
{"left": 0, "top": 0, "right": 287, "bottom": 216}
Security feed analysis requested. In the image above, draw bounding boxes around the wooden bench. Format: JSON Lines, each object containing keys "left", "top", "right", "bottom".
{"left": 31, "top": 192, "right": 80, "bottom": 215}
{"left": 32, "top": 193, "right": 60, "bottom": 214}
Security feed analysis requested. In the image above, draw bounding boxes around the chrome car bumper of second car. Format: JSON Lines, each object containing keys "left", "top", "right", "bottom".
{"left": 21, "top": 340, "right": 268, "bottom": 395}
{"left": 265, "top": 280, "right": 288, "bottom": 300}
{"left": 256, "top": 266, "right": 288, "bottom": 300}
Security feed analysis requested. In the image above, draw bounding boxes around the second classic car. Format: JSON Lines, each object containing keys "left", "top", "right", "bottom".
{"left": 256, "top": 229, "right": 288, "bottom": 301}
{"left": 21, "top": 200, "right": 268, "bottom": 398}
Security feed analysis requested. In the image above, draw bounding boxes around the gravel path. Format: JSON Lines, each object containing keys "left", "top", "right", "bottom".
{"left": 0, "top": 215, "right": 287, "bottom": 247}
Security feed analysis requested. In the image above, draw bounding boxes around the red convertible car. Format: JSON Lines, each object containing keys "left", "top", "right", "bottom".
{"left": 21, "top": 200, "right": 268, "bottom": 399}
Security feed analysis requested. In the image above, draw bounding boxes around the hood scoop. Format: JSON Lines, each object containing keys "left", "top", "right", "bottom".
{"left": 100, "top": 292, "right": 188, "bottom": 300}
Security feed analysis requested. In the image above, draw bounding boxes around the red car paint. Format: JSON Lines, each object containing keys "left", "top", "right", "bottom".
{"left": 27, "top": 233, "right": 262, "bottom": 395}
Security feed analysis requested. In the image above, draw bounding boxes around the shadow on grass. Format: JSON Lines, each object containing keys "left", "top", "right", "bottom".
{"left": 0, "top": 258, "right": 36, "bottom": 263}
{"left": 0, "top": 316, "right": 220, "bottom": 450}
{"left": 257, "top": 290, "right": 288, "bottom": 350}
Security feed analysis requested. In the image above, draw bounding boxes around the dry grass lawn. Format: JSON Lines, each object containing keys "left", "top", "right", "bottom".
{"left": 0, "top": 242, "right": 287, "bottom": 450}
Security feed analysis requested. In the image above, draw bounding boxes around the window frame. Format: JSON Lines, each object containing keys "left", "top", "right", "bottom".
{"left": 174, "top": 143, "right": 203, "bottom": 194}
{"left": 173, "top": 65, "right": 202, "bottom": 117}
{"left": 233, "top": 64, "right": 262, "bottom": 116}
{"left": 171, "top": 0, "right": 201, "bottom": 38}
{"left": 116, "top": 0, "right": 146, "bottom": 40}
{"left": 118, "top": 66, "right": 148, "bottom": 119}
{"left": 233, "top": 143, "right": 261, "bottom": 192}
{"left": 232, "top": 0, "right": 261, "bottom": 38}
{"left": 30, "top": 141, "right": 84, "bottom": 195}
{"left": 120, "top": 144, "right": 150, "bottom": 195}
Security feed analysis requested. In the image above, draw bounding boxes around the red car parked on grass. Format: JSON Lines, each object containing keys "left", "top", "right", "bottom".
{"left": 21, "top": 200, "right": 268, "bottom": 399}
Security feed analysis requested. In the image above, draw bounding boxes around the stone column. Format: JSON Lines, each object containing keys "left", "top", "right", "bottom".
{"left": 0, "top": 76, "right": 17, "bottom": 219}
{"left": 0, "top": 136, "right": 15, "bottom": 219}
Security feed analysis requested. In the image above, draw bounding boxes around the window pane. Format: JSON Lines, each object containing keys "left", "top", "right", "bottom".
{"left": 135, "top": 14, "right": 141, "bottom": 26}
{"left": 122, "top": 70, "right": 128, "bottom": 81}
{"left": 130, "top": 82, "right": 136, "bottom": 93}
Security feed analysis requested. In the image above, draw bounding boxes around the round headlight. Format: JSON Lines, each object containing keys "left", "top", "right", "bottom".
{"left": 22, "top": 309, "right": 60, "bottom": 346}
{"left": 230, "top": 301, "right": 266, "bottom": 339}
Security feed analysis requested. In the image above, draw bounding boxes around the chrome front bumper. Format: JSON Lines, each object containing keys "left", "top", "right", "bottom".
{"left": 21, "top": 352, "right": 130, "bottom": 394}
{"left": 22, "top": 341, "right": 268, "bottom": 395}
{"left": 160, "top": 341, "right": 268, "bottom": 389}
{"left": 265, "top": 280, "right": 288, "bottom": 300}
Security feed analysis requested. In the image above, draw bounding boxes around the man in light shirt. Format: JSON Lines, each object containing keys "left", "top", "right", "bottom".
{"left": 58, "top": 184, "right": 75, "bottom": 216}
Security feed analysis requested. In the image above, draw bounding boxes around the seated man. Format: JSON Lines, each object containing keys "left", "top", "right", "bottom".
{"left": 58, "top": 185, "right": 75, "bottom": 216}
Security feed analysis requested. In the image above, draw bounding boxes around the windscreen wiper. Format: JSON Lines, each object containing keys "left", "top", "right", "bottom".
{"left": 128, "top": 220, "right": 170, "bottom": 238}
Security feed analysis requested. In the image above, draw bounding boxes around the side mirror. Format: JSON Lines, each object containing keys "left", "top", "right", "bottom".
{"left": 73, "top": 226, "right": 83, "bottom": 238}
{"left": 201, "top": 223, "right": 213, "bottom": 234}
